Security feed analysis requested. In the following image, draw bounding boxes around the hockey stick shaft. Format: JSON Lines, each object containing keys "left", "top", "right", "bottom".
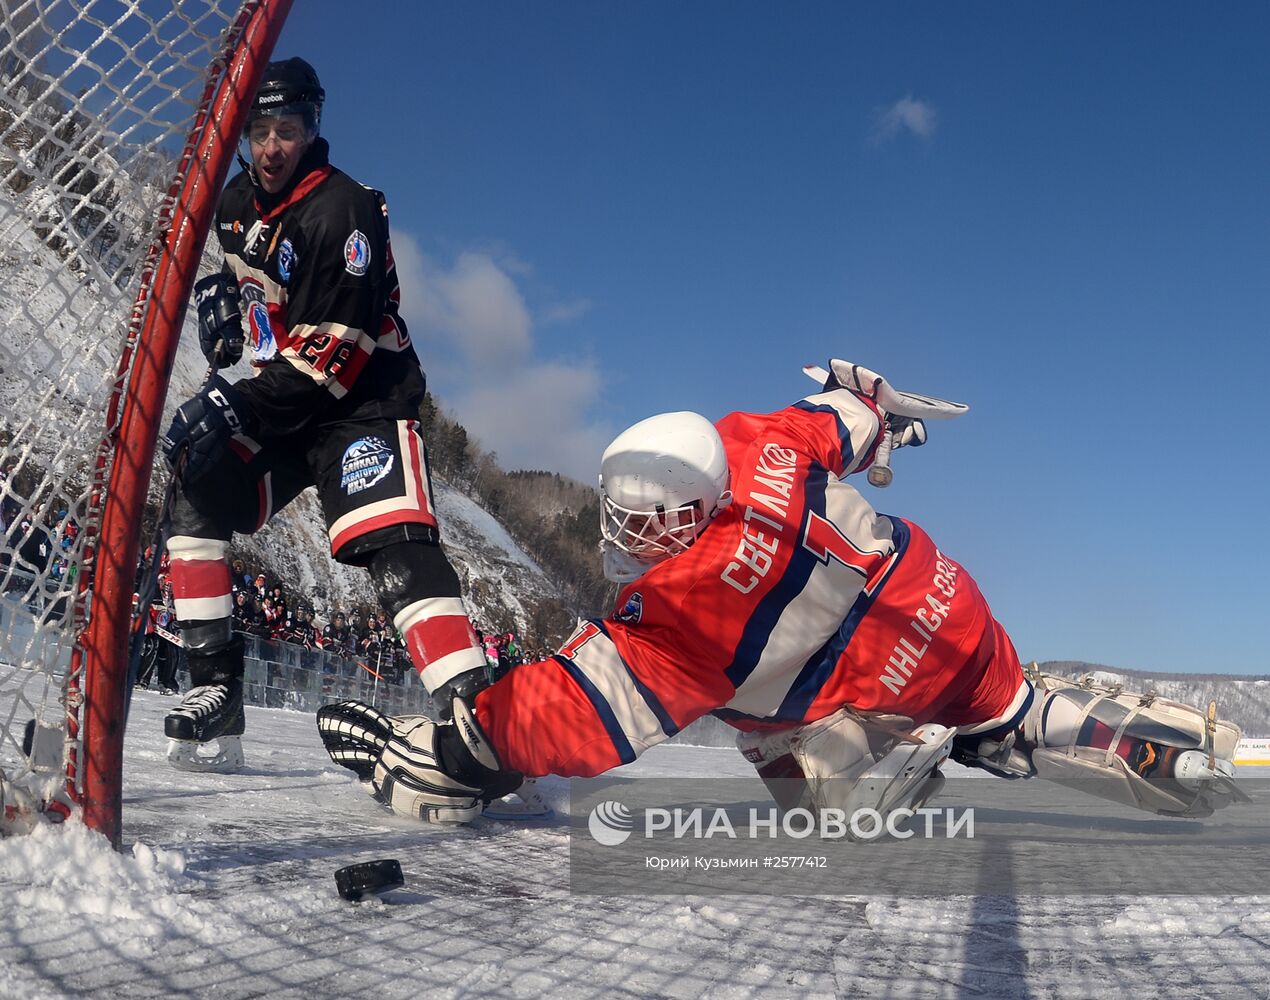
{"left": 124, "top": 352, "right": 223, "bottom": 714}
{"left": 867, "top": 428, "right": 895, "bottom": 488}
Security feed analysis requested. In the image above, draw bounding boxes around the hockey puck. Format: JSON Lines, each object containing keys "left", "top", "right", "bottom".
{"left": 334, "top": 859, "right": 405, "bottom": 901}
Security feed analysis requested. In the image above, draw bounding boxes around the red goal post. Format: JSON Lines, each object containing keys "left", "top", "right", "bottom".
{"left": 0, "top": 0, "right": 293, "bottom": 848}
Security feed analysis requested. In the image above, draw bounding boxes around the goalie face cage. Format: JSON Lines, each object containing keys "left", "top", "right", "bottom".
{"left": 0, "top": 0, "right": 293, "bottom": 848}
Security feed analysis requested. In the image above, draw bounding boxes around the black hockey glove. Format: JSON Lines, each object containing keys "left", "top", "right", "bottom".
{"left": 193, "top": 272, "right": 244, "bottom": 366}
{"left": 161, "top": 373, "right": 257, "bottom": 482}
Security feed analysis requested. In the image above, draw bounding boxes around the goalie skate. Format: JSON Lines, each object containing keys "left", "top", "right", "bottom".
{"left": 484, "top": 778, "right": 554, "bottom": 820}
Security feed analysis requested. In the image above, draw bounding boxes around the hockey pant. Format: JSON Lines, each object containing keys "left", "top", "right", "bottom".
{"left": 166, "top": 416, "right": 485, "bottom": 694}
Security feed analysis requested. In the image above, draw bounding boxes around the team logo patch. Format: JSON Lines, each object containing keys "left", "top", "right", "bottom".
{"left": 615, "top": 592, "right": 644, "bottom": 624}
{"left": 277, "top": 239, "right": 296, "bottom": 283}
{"left": 344, "top": 230, "right": 370, "bottom": 276}
{"left": 247, "top": 302, "right": 274, "bottom": 363}
{"left": 340, "top": 436, "right": 395, "bottom": 495}
{"left": 239, "top": 280, "right": 276, "bottom": 365}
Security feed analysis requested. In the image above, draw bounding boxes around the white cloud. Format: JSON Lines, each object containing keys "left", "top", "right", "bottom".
{"left": 540, "top": 298, "right": 593, "bottom": 326}
{"left": 870, "top": 95, "right": 938, "bottom": 145}
{"left": 452, "top": 361, "right": 613, "bottom": 481}
{"left": 411, "top": 247, "right": 531, "bottom": 366}
{"left": 391, "top": 231, "right": 613, "bottom": 481}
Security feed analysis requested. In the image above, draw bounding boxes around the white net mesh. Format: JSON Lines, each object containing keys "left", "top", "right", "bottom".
{"left": 0, "top": 0, "right": 247, "bottom": 821}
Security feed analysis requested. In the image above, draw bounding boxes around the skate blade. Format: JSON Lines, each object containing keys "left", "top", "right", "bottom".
{"left": 167, "top": 735, "right": 245, "bottom": 773}
{"left": 1211, "top": 772, "right": 1253, "bottom": 804}
{"left": 484, "top": 779, "right": 553, "bottom": 820}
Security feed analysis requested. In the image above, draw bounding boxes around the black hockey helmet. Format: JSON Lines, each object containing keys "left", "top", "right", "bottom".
{"left": 247, "top": 57, "right": 324, "bottom": 135}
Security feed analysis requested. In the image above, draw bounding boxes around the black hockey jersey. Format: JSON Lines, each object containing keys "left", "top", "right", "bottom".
{"left": 212, "top": 140, "right": 424, "bottom": 438}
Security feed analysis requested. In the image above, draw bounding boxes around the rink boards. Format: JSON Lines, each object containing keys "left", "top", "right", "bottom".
{"left": 1236, "top": 737, "right": 1270, "bottom": 765}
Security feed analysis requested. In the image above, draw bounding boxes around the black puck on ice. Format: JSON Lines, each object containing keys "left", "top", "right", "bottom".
{"left": 335, "top": 859, "right": 405, "bottom": 901}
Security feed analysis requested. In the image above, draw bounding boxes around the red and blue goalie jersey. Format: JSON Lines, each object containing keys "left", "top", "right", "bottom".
{"left": 475, "top": 387, "right": 1024, "bottom": 777}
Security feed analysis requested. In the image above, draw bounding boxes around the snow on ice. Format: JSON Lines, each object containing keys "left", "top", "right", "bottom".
{"left": 1, "top": 692, "right": 1269, "bottom": 999}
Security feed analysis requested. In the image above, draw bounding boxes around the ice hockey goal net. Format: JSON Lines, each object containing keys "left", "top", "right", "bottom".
{"left": 0, "top": 0, "right": 292, "bottom": 846}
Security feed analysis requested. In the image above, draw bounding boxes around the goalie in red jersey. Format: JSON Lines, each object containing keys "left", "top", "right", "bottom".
{"left": 318, "top": 360, "right": 1245, "bottom": 826}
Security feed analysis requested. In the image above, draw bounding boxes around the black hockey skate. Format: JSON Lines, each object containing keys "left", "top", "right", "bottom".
{"left": 164, "top": 637, "right": 246, "bottom": 773}
{"left": 165, "top": 680, "right": 244, "bottom": 740}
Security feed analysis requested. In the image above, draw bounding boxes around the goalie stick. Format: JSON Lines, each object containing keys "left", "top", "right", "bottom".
{"left": 802, "top": 362, "right": 969, "bottom": 487}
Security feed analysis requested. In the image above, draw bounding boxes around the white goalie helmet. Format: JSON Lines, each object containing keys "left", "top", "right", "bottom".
{"left": 599, "top": 411, "right": 733, "bottom": 583}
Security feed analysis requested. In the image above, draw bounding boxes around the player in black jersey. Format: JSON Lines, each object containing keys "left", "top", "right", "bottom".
{"left": 159, "top": 59, "right": 488, "bottom": 771}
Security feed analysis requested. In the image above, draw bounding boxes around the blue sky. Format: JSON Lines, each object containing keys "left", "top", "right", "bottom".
{"left": 274, "top": 2, "right": 1268, "bottom": 674}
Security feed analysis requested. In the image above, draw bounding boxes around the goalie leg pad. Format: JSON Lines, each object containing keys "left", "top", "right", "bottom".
{"left": 741, "top": 709, "right": 956, "bottom": 836}
{"left": 959, "top": 673, "right": 1246, "bottom": 817}
{"left": 736, "top": 729, "right": 810, "bottom": 812}
{"left": 792, "top": 711, "right": 955, "bottom": 828}
{"left": 1027, "top": 675, "right": 1244, "bottom": 817}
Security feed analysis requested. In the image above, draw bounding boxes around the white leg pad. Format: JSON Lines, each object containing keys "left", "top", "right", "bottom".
{"left": 738, "top": 709, "right": 956, "bottom": 831}
{"left": 736, "top": 728, "right": 809, "bottom": 811}
{"left": 1027, "top": 673, "right": 1246, "bottom": 817}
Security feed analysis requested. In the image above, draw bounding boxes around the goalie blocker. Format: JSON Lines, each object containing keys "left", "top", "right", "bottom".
{"left": 739, "top": 670, "right": 1246, "bottom": 828}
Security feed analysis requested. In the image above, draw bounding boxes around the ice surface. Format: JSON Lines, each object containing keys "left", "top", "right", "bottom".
{"left": 0, "top": 694, "right": 1268, "bottom": 999}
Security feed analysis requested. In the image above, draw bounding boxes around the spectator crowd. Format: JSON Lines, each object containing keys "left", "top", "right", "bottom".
{"left": 144, "top": 554, "right": 540, "bottom": 690}
{"left": 0, "top": 468, "right": 80, "bottom": 594}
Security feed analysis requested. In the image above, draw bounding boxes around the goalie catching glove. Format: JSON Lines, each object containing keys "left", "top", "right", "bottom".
{"left": 317, "top": 698, "right": 522, "bottom": 824}
{"left": 819, "top": 361, "right": 928, "bottom": 449}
